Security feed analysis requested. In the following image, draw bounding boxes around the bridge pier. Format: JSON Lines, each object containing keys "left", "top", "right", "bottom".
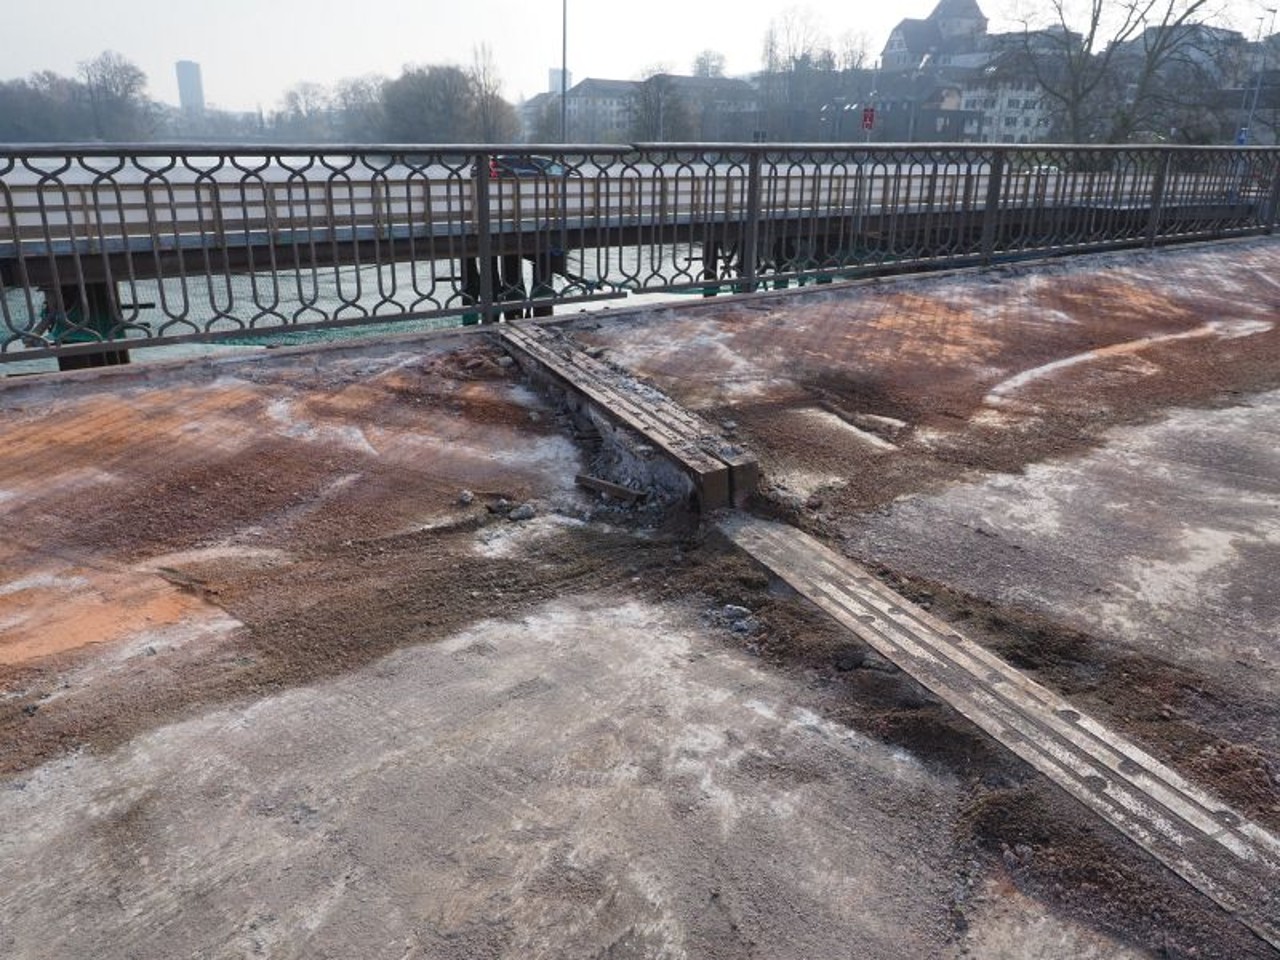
{"left": 531, "top": 254, "right": 555, "bottom": 317}
{"left": 43, "top": 282, "right": 131, "bottom": 371}
{"left": 500, "top": 255, "right": 526, "bottom": 321}
{"left": 701, "top": 240, "right": 720, "bottom": 297}
{"left": 462, "top": 252, "right": 567, "bottom": 322}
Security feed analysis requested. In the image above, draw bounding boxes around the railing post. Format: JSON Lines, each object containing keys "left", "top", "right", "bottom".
{"left": 980, "top": 148, "right": 1005, "bottom": 265}
{"left": 740, "top": 149, "right": 763, "bottom": 291}
{"left": 1265, "top": 159, "right": 1280, "bottom": 234}
{"left": 473, "top": 150, "right": 496, "bottom": 323}
{"left": 1146, "top": 150, "right": 1171, "bottom": 247}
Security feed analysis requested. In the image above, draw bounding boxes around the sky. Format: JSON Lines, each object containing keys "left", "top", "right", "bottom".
{"left": 1, "top": 0, "right": 1269, "bottom": 113}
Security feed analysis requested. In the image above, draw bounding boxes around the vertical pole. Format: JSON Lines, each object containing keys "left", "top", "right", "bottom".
{"left": 501, "top": 254, "right": 524, "bottom": 320}
{"left": 702, "top": 237, "right": 720, "bottom": 297}
{"left": 980, "top": 148, "right": 1005, "bottom": 265}
{"left": 561, "top": 0, "right": 568, "bottom": 143}
{"left": 1146, "top": 150, "right": 1171, "bottom": 247}
{"left": 1265, "top": 161, "right": 1280, "bottom": 233}
{"left": 532, "top": 253, "right": 555, "bottom": 315}
{"left": 474, "top": 150, "right": 496, "bottom": 323}
{"left": 740, "top": 149, "right": 763, "bottom": 291}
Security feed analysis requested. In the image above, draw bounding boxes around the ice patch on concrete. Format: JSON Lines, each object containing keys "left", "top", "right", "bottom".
{"left": 986, "top": 319, "right": 1273, "bottom": 403}
{"left": 489, "top": 434, "right": 582, "bottom": 487}
{"left": 956, "top": 878, "right": 1152, "bottom": 959}
{"left": 0, "top": 572, "right": 91, "bottom": 597}
{"left": 795, "top": 407, "right": 899, "bottom": 451}
{"left": 138, "top": 545, "right": 291, "bottom": 570}
{"left": 1211, "top": 318, "right": 1273, "bottom": 340}
{"left": 770, "top": 469, "right": 848, "bottom": 500}
{"left": 1099, "top": 526, "right": 1240, "bottom": 632}
{"left": 473, "top": 514, "right": 587, "bottom": 558}
{"left": 267, "top": 398, "right": 380, "bottom": 455}
{"left": 598, "top": 323, "right": 781, "bottom": 401}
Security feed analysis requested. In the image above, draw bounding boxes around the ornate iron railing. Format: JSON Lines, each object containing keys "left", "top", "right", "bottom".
{"left": 2, "top": 142, "right": 1278, "bottom": 365}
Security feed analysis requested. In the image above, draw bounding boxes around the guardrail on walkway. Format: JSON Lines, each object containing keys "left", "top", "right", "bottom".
{"left": 2, "top": 142, "right": 1278, "bottom": 364}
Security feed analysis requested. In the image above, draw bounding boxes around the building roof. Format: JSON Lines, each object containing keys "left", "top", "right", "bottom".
{"left": 567, "top": 78, "right": 640, "bottom": 99}
{"left": 928, "top": 0, "right": 986, "bottom": 23}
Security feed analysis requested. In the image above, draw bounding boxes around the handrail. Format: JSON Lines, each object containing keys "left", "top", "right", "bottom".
{"left": 2, "top": 142, "right": 1277, "bottom": 365}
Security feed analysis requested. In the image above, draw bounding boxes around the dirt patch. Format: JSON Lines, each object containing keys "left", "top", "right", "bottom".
{"left": 959, "top": 781, "right": 1275, "bottom": 959}
{"left": 569, "top": 240, "right": 1280, "bottom": 521}
{"left": 0, "top": 521, "right": 678, "bottom": 777}
{"left": 875, "top": 570, "right": 1280, "bottom": 834}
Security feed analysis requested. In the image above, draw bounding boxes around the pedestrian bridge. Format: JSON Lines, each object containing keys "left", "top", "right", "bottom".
{"left": 1, "top": 142, "right": 1277, "bottom": 366}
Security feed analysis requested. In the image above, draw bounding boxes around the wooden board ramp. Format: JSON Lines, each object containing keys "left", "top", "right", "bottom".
{"left": 719, "top": 513, "right": 1280, "bottom": 952}
{"left": 499, "top": 322, "right": 758, "bottom": 510}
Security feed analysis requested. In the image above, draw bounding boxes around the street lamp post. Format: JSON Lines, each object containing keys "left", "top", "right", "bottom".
{"left": 558, "top": 0, "right": 568, "bottom": 144}
{"left": 1240, "top": 8, "right": 1277, "bottom": 144}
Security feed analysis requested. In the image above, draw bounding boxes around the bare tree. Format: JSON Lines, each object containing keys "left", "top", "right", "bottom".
{"left": 333, "top": 75, "right": 387, "bottom": 142}
{"left": 278, "top": 82, "right": 333, "bottom": 140}
{"left": 836, "top": 30, "right": 870, "bottom": 72}
{"left": 78, "top": 51, "right": 151, "bottom": 140}
{"left": 470, "top": 44, "right": 520, "bottom": 143}
{"left": 692, "top": 50, "right": 727, "bottom": 78}
{"left": 762, "top": 6, "right": 825, "bottom": 71}
{"left": 1010, "top": 0, "right": 1220, "bottom": 142}
{"left": 630, "top": 70, "right": 692, "bottom": 140}
{"left": 382, "top": 65, "right": 476, "bottom": 142}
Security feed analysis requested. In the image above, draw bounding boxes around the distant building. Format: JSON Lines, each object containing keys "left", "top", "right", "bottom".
{"left": 520, "top": 91, "right": 558, "bottom": 142}
{"left": 882, "top": 0, "right": 988, "bottom": 71}
{"left": 175, "top": 60, "right": 205, "bottom": 116}
{"left": 548, "top": 68, "right": 573, "bottom": 96}
{"left": 636, "top": 75, "right": 759, "bottom": 141}
{"left": 566, "top": 78, "right": 640, "bottom": 141}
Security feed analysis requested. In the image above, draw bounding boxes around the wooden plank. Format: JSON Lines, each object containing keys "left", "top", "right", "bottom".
{"left": 499, "top": 323, "right": 752, "bottom": 510}
{"left": 719, "top": 514, "right": 1280, "bottom": 953}
{"left": 574, "top": 473, "right": 642, "bottom": 501}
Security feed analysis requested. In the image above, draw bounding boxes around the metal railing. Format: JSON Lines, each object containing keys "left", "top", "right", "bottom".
{"left": 2, "top": 142, "right": 1278, "bottom": 364}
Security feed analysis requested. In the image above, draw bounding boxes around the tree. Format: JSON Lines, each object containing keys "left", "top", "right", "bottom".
{"left": 78, "top": 51, "right": 151, "bottom": 140}
{"left": 756, "top": 9, "right": 848, "bottom": 140}
{"left": 762, "top": 6, "right": 824, "bottom": 72}
{"left": 383, "top": 65, "right": 476, "bottom": 142}
{"left": 469, "top": 44, "right": 521, "bottom": 143}
{"left": 692, "top": 50, "right": 726, "bottom": 78}
{"left": 277, "top": 81, "right": 333, "bottom": 140}
{"left": 333, "top": 75, "right": 388, "bottom": 141}
{"left": 630, "top": 72, "right": 692, "bottom": 141}
{"left": 1011, "top": 0, "right": 1220, "bottom": 142}
{"left": 836, "top": 31, "right": 870, "bottom": 72}
{"left": 0, "top": 73, "right": 91, "bottom": 141}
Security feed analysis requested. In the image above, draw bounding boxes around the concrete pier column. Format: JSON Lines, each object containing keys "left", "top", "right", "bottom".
{"left": 500, "top": 254, "right": 525, "bottom": 321}
{"left": 45, "top": 282, "right": 130, "bottom": 371}
{"left": 701, "top": 239, "right": 720, "bottom": 298}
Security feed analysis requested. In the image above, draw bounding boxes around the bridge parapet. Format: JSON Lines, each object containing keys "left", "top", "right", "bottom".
{"left": 1, "top": 143, "right": 1277, "bottom": 366}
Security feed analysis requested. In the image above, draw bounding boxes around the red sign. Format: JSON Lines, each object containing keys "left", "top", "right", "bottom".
{"left": 862, "top": 107, "right": 876, "bottom": 131}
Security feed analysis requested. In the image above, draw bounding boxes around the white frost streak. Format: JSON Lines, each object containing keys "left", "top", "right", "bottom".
{"left": 985, "top": 319, "right": 1274, "bottom": 403}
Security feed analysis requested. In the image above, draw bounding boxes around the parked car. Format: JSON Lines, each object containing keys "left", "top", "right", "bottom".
{"left": 472, "top": 155, "right": 581, "bottom": 178}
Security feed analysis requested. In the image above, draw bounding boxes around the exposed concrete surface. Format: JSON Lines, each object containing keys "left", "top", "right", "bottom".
{"left": 1, "top": 591, "right": 966, "bottom": 960}
{"left": 842, "top": 392, "right": 1280, "bottom": 706}
{"left": 567, "top": 239, "right": 1280, "bottom": 835}
{"left": 4, "top": 241, "right": 1280, "bottom": 958}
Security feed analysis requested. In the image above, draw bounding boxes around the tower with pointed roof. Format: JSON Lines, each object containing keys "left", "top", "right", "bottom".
{"left": 881, "top": 0, "right": 989, "bottom": 70}
{"left": 930, "top": 0, "right": 988, "bottom": 42}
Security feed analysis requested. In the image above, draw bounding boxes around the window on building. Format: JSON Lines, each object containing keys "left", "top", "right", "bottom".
{"left": 1004, "top": 116, "right": 1017, "bottom": 127}
{"left": 1008, "top": 99, "right": 1020, "bottom": 109}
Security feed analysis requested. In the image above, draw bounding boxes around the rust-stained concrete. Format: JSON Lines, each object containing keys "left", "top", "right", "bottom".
{"left": 3, "top": 240, "right": 1280, "bottom": 959}
{"left": 570, "top": 237, "right": 1280, "bottom": 751}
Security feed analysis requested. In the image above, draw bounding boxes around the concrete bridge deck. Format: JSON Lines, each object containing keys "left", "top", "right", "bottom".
{"left": 2, "top": 237, "right": 1278, "bottom": 958}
